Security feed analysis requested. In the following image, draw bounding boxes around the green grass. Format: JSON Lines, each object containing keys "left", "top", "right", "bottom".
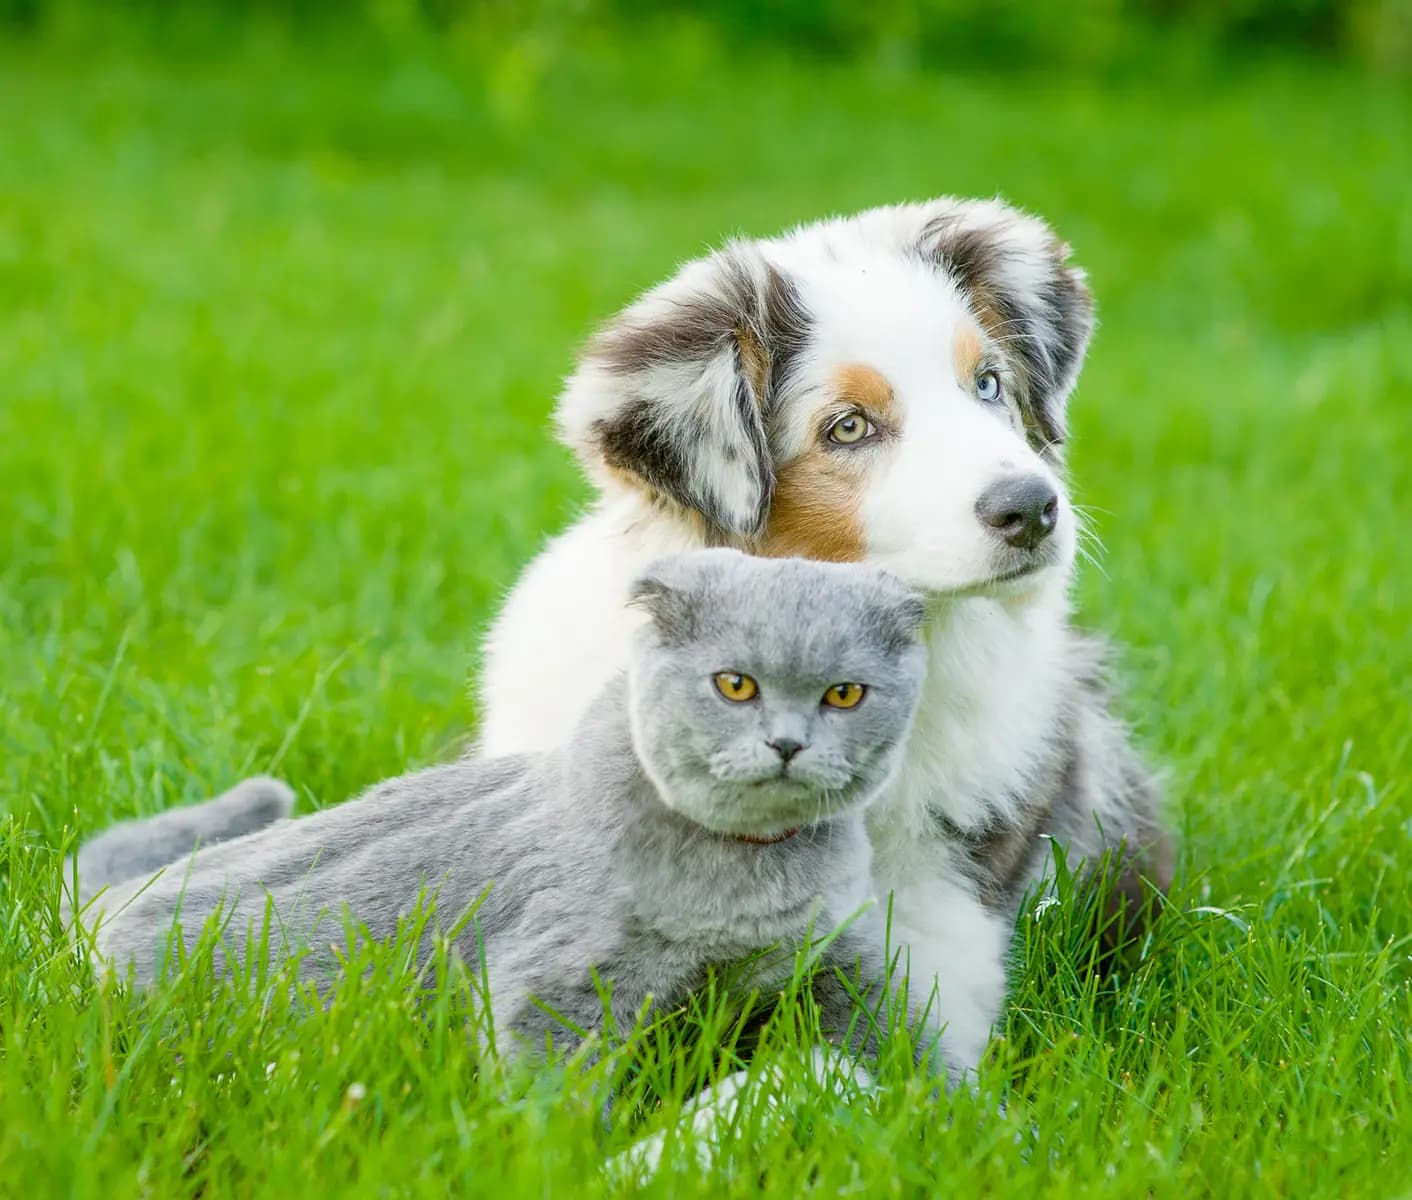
{"left": 2, "top": 18, "right": 1411, "bottom": 1198}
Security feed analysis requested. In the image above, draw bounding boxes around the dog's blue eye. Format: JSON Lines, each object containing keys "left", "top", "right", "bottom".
{"left": 976, "top": 371, "right": 1002, "bottom": 404}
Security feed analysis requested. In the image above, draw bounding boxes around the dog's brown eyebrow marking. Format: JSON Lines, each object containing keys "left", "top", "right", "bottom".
{"left": 834, "top": 363, "right": 896, "bottom": 421}
{"left": 952, "top": 323, "right": 986, "bottom": 382}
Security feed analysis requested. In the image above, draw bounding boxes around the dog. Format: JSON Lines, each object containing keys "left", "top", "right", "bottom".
{"left": 478, "top": 195, "right": 1173, "bottom": 1073}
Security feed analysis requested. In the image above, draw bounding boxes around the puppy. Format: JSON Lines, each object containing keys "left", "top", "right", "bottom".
{"left": 480, "top": 196, "right": 1173, "bottom": 1071}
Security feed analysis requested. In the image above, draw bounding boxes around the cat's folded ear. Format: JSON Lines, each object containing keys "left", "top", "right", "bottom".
{"left": 867, "top": 571, "right": 928, "bottom": 653}
{"left": 627, "top": 575, "right": 696, "bottom": 642}
{"left": 557, "top": 245, "right": 811, "bottom": 539}
{"left": 628, "top": 549, "right": 743, "bottom": 641}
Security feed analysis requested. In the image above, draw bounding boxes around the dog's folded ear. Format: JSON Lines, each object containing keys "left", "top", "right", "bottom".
{"left": 898, "top": 197, "right": 1095, "bottom": 453}
{"left": 557, "top": 245, "right": 810, "bottom": 540}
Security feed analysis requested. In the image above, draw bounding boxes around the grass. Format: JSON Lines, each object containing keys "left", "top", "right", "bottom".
{"left": 2, "top": 16, "right": 1411, "bottom": 1197}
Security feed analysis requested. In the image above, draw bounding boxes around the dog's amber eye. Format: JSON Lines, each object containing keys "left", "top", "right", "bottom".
{"left": 976, "top": 371, "right": 1002, "bottom": 404}
{"left": 713, "top": 672, "right": 759, "bottom": 702}
{"left": 827, "top": 412, "right": 875, "bottom": 445}
{"left": 822, "top": 682, "right": 866, "bottom": 709}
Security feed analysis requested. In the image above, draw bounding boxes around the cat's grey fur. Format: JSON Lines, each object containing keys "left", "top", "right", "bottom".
{"left": 79, "top": 550, "right": 944, "bottom": 1070}
{"left": 70, "top": 777, "right": 295, "bottom": 908}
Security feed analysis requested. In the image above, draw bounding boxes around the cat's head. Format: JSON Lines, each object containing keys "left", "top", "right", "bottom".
{"left": 626, "top": 548, "right": 927, "bottom": 840}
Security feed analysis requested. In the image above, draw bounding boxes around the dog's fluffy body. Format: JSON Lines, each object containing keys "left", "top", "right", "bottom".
{"left": 480, "top": 197, "right": 1171, "bottom": 1070}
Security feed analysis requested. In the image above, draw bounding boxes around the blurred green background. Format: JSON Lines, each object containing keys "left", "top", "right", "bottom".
{"left": 5, "top": 0, "right": 1412, "bottom": 73}
{"left": 1, "top": 2, "right": 1410, "bottom": 1196}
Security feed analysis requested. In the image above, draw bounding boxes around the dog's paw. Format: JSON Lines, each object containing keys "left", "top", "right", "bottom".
{"left": 604, "top": 1048, "right": 878, "bottom": 1180}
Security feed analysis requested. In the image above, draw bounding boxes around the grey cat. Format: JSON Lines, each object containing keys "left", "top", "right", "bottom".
{"left": 78, "top": 549, "right": 946, "bottom": 1072}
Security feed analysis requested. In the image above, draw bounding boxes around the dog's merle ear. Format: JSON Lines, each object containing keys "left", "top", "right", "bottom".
{"left": 901, "top": 197, "right": 1094, "bottom": 454}
{"left": 557, "top": 245, "right": 811, "bottom": 540}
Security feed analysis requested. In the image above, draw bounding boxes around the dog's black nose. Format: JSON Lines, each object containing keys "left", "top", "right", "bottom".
{"left": 768, "top": 738, "right": 804, "bottom": 763}
{"left": 975, "top": 475, "right": 1059, "bottom": 550}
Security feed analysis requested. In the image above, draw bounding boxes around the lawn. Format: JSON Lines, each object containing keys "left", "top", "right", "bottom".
{"left": 2, "top": 15, "right": 1410, "bottom": 1197}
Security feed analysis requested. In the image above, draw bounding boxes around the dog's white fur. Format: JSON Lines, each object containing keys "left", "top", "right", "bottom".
{"left": 480, "top": 197, "right": 1138, "bottom": 1072}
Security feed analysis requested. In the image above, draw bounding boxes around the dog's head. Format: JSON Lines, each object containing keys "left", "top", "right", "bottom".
{"left": 557, "top": 196, "right": 1093, "bottom": 598}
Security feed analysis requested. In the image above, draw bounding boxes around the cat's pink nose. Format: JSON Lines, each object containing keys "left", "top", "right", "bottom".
{"left": 768, "top": 738, "right": 804, "bottom": 763}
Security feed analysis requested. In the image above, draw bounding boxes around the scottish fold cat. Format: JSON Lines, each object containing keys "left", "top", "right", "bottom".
{"left": 78, "top": 549, "right": 942, "bottom": 1070}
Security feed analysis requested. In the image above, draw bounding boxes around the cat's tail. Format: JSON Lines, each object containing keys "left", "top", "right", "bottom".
{"left": 66, "top": 776, "right": 295, "bottom": 908}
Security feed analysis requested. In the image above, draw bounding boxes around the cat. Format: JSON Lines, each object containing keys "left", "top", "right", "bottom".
{"left": 77, "top": 549, "right": 949, "bottom": 1074}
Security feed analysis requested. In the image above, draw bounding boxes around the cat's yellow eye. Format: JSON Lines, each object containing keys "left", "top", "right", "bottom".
{"left": 827, "top": 412, "right": 876, "bottom": 445}
{"left": 713, "top": 672, "right": 759, "bottom": 703}
{"left": 822, "top": 682, "right": 867, "bottom": 710}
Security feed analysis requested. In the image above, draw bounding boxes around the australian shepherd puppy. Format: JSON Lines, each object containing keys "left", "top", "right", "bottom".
{"left": 479, "top": 196, "right": 1172, "bottom": 1071}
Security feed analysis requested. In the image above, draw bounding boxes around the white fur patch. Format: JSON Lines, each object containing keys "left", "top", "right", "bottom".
{"left": 877, "top": 860, "right": 1012, "bottom": 1070}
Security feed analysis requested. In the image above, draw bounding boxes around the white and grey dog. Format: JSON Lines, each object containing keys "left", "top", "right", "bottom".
{"left": 480, "top": 195, "right": 1173, "bottom": 1073}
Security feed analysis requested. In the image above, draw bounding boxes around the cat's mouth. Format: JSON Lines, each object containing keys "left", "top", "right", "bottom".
{"left": 728, "top": 827, "right": 801, "bottom": 846}
{"left": 747, "top": 767, "right": 845, "bottom": 791}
